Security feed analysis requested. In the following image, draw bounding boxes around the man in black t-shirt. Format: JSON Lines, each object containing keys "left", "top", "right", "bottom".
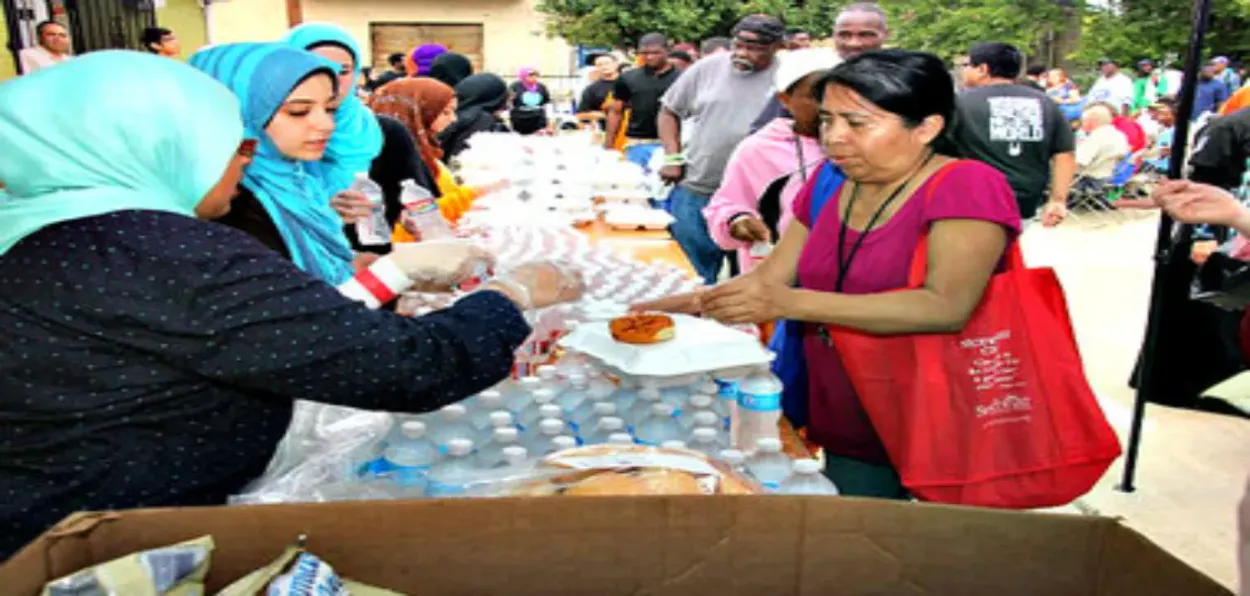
{"left": 605, "top": 32, "right": 681, "bottom": 166}
{"left": 576, "top": 54, "right": 620, "bottom": 130}
{"left": 1189, "top": 108, "right": 1250, "bottom": 191}
{"left": 952, "top": 42, "right": 1076, "bottom": 225}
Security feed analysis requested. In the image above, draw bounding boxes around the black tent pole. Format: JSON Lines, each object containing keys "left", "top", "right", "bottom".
{"left": 1117, "top": 0, "right": 1213, "bottom": 493}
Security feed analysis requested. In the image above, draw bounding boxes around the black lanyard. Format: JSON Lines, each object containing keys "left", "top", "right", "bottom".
{"left": 834, "top": 153, "right": 936, "bottom": 292}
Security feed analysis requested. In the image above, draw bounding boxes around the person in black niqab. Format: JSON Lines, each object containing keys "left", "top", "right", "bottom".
{"left": 439, "top": 73, "right": 512, "bottom": 158}
{"left": 429, "top": 52, "right": 473, "bottom": 87}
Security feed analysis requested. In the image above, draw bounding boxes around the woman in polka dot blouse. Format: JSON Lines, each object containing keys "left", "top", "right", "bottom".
{"left": 0, "top": 53, "right": 581, "bottom": 558}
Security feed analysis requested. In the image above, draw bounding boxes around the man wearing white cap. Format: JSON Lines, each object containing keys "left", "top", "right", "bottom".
{"left": 704, "top": 49, "right": 843, "bottom": 274}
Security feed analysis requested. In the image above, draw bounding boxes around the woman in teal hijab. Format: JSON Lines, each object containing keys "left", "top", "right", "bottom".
{"left": 284, "top": 22, "right": 385, "bottom": 195}
{"left": 190, "top": 42, "right": 358, "bottom": 285}
{"left": 0, "top": 50, "right": 572, "bottom": 558}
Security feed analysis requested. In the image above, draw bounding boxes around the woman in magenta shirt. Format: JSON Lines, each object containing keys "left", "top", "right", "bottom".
{"left": 638, "top": 50, "right": 1021, "bottom": 497}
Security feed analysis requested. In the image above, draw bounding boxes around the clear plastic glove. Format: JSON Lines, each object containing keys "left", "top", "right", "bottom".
{"left": 484, "top": 261, "right": 585, "bottom": 310}
{"left": 387, "top": 240, "right": 496, "bottom": 290}
{"left": 330, "top": 190, "right": 373, "bottom": 224}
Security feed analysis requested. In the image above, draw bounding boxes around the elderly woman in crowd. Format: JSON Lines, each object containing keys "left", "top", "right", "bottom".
{"left": 0, "top": 52, "right": 583, "bottom": 558}
{"left": 638, "top": 50, "right": 1021, "bottom": 497}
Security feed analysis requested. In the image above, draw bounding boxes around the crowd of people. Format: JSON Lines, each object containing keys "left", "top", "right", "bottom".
{"left": 2, "top": 5, "right": 1249, "bottom": 584}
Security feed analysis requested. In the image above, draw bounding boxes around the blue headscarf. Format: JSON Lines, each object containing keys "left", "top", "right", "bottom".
{"left": 0, "top": 51, "right": 242, "bottom": 255}
{"left": 190, "top": 42, "right": 356, "bottom": 285}
{"left": 283, "top": 22, "right": 384, "bottom": 195}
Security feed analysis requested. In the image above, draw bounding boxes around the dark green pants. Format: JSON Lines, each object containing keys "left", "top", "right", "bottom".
{"left": 823, "top": 455, "right": 909, "bottom": 500}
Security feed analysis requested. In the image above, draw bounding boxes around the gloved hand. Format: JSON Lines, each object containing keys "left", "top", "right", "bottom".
{"left": 387, "top": 240, "right": 496, "bottom": 290}
{"left": 482, "top": 261, "right": 585, "bottom": 310}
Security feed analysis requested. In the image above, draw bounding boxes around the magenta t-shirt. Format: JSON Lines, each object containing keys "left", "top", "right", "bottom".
{"left": 793, "top": 160, "right": 1022, "bottom": 464}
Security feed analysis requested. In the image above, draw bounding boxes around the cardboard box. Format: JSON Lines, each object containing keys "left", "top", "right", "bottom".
{"left": 0, "top": 496, "right": 1231, "bottom": 595}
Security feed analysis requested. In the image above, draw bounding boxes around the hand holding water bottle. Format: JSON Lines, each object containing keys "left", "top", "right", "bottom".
{"left": 482, "top": 261, "right": 585, "bottom": 310}
{"left": 388, "top": 240, "right": 497, "bottom": 291}
{"left": 330, "top": 189, "right": 374, "bottom": 224}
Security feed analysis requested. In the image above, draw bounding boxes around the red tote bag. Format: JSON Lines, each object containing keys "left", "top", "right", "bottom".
{"left": 826, "top": 235, "right": 1121, "bottom": 509}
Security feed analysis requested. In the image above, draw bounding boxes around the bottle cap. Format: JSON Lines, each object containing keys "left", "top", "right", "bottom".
{"left": 539, "top": 404, "right": 563, "bottom": 419}
{"left": 693, "top": 411, "right": 720, "bottom": 427}
{"left": 539, "top": 418, "right": 565, "bottom": 435}
{"left": 568, "top": 371, "right": 588, "bottom": 386}
{"left": 698, "top": 381, "right": 719, "bottom": 394}
{"left": 600, "top": 416, "right": 624, "bottom": 431}
{"left": 638, "top": 387, "right": 662, "bottom": 400}
{"left": 588, "top": 384, "right": 615, "bottom": 399}
{"left": 519, "top": 376, "right": 542, "bottom": 390}
{"left": 400, "top": 421, "right": 426, "bottom": 438}
{"left": 442, "top": 404, "right": 467, "bottom": 418}
{"left": 756, "top": 437, "right": 783, "bottom": 453}
{"left": 537, "top": 365, "right": 558, "bottom": 380}
{"left": 719, "top": 449, "right": 745, "bottom": 465}
{"left": 651, "top": 403, "right": 674, "bottom": 416}
{"left": 607, "top": 433, "right": 635, "bottom": 445}
{"left": 502, "top": 446, "right": 528, "bottom": 465}
{"left": 489, "top": 411, "right": 514, "bottom": 428}
{"left": 478, "top": 390, "right": 503, "bottom": 404}
{"left": 551, "top": 436, "right": 577, "bottom": 451}
{"left": 661, "top": 440, "right": 688, "bottom": 450}
{"left": 689, "top": 394, "right": 714, "bottom": 409}
{"left": 593, "top": 402, "right": 617, "bottom": 415}
{"left": 793, "top": 459, "right": 822, "bottom": 474}
{"left": 534, "top": 389, "right": 557, "bottom": 403}
{"left": 446, "top": 438, "right": 474, "bottom": 456}
{"left": 692, "top": 428, "right": 717, "bottom": 442}
{"left": 495, "top": 427, "right": 519, "bottom": 441}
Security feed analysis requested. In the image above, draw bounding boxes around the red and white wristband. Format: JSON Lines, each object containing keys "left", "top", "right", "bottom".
{"left": 337, "top": 256, "right": 412, "bottom": 309}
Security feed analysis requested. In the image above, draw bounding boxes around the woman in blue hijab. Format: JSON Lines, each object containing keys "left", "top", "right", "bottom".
{"left": 0, "top": 51, "right": 574, "bottom": 558}
{"left": 284, "top": 22, "right": 385, "bottom": 195}
{"left": 190, "top": 42, "right": 359, "bottom": 284}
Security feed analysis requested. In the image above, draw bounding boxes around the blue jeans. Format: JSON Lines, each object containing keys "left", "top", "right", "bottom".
{"left": 669, "top": 185, "right": 727, "bottom": 284}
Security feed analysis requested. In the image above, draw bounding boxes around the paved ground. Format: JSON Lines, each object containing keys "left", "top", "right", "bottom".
{"left": 1022, "top": 211, "right": 1249, "bottom": 590}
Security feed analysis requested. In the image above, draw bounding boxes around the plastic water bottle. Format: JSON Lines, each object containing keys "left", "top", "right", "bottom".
{"left": 679, "top": 394, "right": 718, "bottom": 430}
{"left": 518, "top": 388, "right": 558, "bottom": 430}
{"left": 399, "top": 179, "right": 454, "bottom": 241}
{"left": 745, "top": 438, "right": 791, "bottom": 492}
{"left": 428, "top": 404, "right": 478, "bottom": 451}
{"left": 488, "top": 410, "right": 516, "bottom": 431}
{"left": 425, "top": 438, "right": 477, "bottom": 497}
{"left": 570, "top": 401, "right": 616, "bottom": 434}
{"left": 661, "top": 440, "right": 688, "bottom": 450}
{"left": 556, "top": 372, "right": 590, "bottom": 419}
{"left": 712, "top": 371, "right": 743, "bottom": 435}
{"left": 522, "top": 418, "right": 567, "bottom": 454}
{"left": 539, "top": 403, "right": 564, "bottom": 424}
{"left": 501, "top": 376, "right": 541, "bottom": 413}
{"left": 778, "top": 459, "right": 840, "bottom": 496}
{"left": 635, "top": 403, "right": 683, "bottom": 446}
{"left": 734, "top": 370, "right": 782, "bottom": 450}
{"left": 536, "top": 365, "right": 566, "bottom": 394}
{"left": 468, "top": 390, "right": 506, "bottom": 431}
{"left": 585, "top": 416, "right": 627, "bottom": 445}
{"left": 380, "top": 421, "right": 439, "bottom": 490}
{"left": 350, "top": 173, "right": 390, "bottom": 246}
{"left": 476, "top": 427, "right": 522, "bottom": 469}
{"left": 688, "top": 427, "right": 724, "bottom": 458}
{"left": 607, "top": 433, "right": 635, "bottom": 446}
{"left": 626, "top": 388, "right": 663, "bottom": 429}
{"left": 545, "top": 435, "right": 578, "bottom": 456}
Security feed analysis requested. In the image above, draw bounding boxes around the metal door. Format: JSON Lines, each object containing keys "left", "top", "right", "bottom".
{"left": 3, "top": 0, "right": 51, "bottom": 72}
{"left": 63, "top": 0, "right": 155, "bottom": 54}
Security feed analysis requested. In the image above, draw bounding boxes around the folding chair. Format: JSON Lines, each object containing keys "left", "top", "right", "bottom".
{"left": 1067, "top": 152, "right": 1141, "bottom": 223}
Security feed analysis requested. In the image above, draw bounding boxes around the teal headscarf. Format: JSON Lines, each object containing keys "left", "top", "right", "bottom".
{"left": 0, "top": 51, "right": 242, "bottom": 256}
{"left": 283, "top": 22, "right": 384, "bottom": 195}
{"left": 190, "top": 42, "right": 356, "bottom": 285}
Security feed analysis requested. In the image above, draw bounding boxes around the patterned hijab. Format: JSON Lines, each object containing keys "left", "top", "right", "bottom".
{"left": 0, "top": 51, "right": 242, "bottom": 255}
{"left": 190, "top": 42, "right": 356, "bottom": 285}
{"left": 371, "top": 78, "right": 455, "bottom": 176}
{"left": 283, "top": 22, "right": 385, "bottom": 195}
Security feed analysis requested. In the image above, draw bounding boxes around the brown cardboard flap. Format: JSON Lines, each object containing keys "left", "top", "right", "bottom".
{"left": 0, "top": 497, "right": 1231, "bottom": 596}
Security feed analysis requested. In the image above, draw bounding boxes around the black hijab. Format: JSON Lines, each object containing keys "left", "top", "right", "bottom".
{"left": 439, "top": 73, "right": 511, "bottom": 158}
{"left": 429, "top": 53, "right": 473, "bottom": 87}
